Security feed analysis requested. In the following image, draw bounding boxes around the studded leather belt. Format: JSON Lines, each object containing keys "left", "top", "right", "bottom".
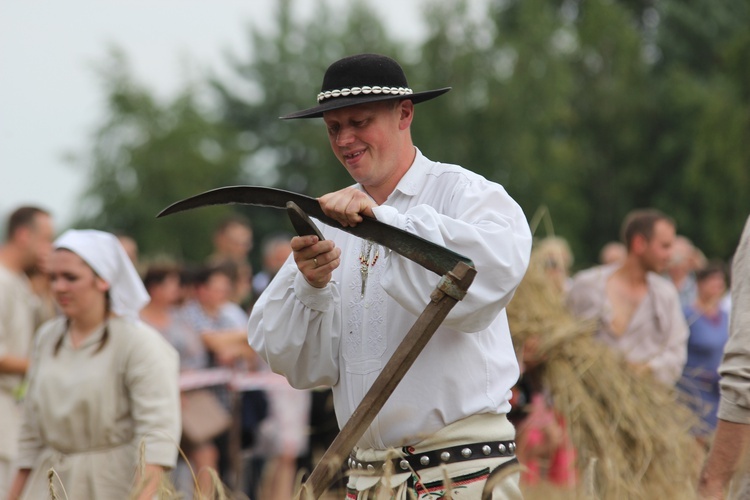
{"left": 348, "top": 440, "right": 517, "bottom": 474}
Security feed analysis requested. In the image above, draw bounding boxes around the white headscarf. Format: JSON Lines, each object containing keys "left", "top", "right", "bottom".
{"left": 53, "top": 229, "right": 149, "bottom": 321}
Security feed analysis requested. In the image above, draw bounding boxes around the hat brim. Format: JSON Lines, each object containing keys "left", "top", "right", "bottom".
{"left": 280, "top": 87, "right": 451, "bottom": 120}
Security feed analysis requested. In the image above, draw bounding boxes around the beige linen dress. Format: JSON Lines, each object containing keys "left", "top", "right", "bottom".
{"left": 16, "top": 316, "right": 181, "bottom": 499}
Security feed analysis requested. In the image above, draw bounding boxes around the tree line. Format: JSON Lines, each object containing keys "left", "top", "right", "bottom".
{"left": 69, "top": 0, "right": 750, "bottom": 269}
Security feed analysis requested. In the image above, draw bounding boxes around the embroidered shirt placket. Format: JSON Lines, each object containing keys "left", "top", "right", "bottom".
{"left": 359, "top": 241, "right": 380, "bottom": 298}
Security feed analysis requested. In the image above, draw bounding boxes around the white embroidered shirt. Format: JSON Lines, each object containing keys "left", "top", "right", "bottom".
{"left": 248, "top": 149, "right": 532, "bottom": 449}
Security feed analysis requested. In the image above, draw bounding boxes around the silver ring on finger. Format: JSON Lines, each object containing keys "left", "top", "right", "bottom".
{"left": 313, "top": 257, "right": 318, "bottom": 267}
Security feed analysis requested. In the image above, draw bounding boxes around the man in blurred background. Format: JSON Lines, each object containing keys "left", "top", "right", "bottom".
{"left": 0, "top": 206, "right": 54, "bottom": 497}
{"left": 567, "top": 208, "right": 688, "bottom": 386}
{"left": 208, "top": 214, "right": 254, "bottom": 308}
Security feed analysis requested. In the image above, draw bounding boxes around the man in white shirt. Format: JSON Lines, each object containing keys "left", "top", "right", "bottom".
{"left": 248, "top": 53, "right": 532, "bottom": 498}
{"left": 0, "top": 206, "right": 54, "bottom": 497}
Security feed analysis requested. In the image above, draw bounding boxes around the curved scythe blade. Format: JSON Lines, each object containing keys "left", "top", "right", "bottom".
{"left": 157, "top": 186, "right": 473, "bottom": 276}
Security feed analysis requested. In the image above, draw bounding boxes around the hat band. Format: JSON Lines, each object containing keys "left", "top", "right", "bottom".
{"left": 317, "top": 86, "right": 413, "bottom": 103}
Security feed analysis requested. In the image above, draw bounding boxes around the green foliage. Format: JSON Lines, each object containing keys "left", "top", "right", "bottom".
{"left": 212, "top": 0, "right": 403, "bottom": 196}
{"left": 70, "top": 49, "right": 245, "bottom": 262}
{"left": 415, "top": 0, "right": 656, "bottom": 262}
{"left": 649, "top": 0, "right": 750, "bottom": 258}
{"left": 72, "top": 0, "right": 750, "bottom": 267}
{"left": 411, "top": 0, "right": 750, "bottom": 265}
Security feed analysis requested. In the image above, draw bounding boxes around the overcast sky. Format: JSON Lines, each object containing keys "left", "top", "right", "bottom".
{"left": 0, "top": 0, "right": 464, "bottom": 231}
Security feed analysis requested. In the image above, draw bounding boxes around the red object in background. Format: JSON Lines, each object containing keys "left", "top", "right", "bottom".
{"left": 516, "top": 393, "right": 578, "bottom": 487}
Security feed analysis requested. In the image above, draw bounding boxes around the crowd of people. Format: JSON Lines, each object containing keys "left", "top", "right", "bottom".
{"left": 511, "top": 210, "right": 736, "bottom": 492}
{"left": 1, "top": 219, "right": 181, "bottom": 499}
{"left": 1, "top": 51, "right": 749, "bottom": 500}
{"left": 0, "top": 206, "right": 317, "bottom": 499}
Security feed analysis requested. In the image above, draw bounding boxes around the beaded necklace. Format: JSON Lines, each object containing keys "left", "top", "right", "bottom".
{"left": 359, "top": 240, "right": 380, "bottom": 298}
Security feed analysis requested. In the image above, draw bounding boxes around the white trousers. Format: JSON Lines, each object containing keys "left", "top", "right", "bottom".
{"left": 346, "top": 413, "right": 523, "bottom": 499}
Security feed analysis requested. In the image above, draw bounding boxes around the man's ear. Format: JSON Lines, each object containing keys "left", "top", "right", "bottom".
{"left": 632, "top": 234, "right": 647, "bottom": 254}
{"left": 398, "top": 100, "right": 414, "bottom": 130}
{"left": 13, "top": 226, "right": 32, "bottom": 246}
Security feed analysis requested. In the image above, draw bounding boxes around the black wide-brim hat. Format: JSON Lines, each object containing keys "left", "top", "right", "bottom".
{"left": 281, "top": 53, "right": 451, "bottom": 119}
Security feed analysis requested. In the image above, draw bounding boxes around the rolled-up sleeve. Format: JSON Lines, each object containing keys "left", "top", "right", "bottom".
{"left": 718, "top": 216, "right": 750, "bottom": 423}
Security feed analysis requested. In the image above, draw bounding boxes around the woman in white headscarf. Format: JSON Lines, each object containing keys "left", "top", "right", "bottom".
{"left": 7, "top": 230, "right": 181, "bottom": 500}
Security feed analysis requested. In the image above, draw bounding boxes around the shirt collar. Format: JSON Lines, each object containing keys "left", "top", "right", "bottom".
{"left": 63, "top": 322, "right": 108, "bottom": 350}
{"left": 390, "top": 147, "right": 429, "bottom": 198}
{"left": 352, "top": 147, "right": 429, "bottom": 201}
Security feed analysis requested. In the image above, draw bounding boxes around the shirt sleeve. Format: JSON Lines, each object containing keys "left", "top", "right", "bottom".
{"left": 124, "top": 324, "right": 182, "bottom": 467}
{"left": 565, "top": 270, "right": 599, "bottom": 320}
{"left": 16, "top": 323, "right": 55, "bottom": 468}
{"left": 0, "top": 292, "right": 8, "bottom": 360}
{"left": 647, "top": 284, "right": 689, "bottom": 386}
{"left": 718, "top": 216, "right": 750, "bottom": 423}
{"left": 373, "top": 177, "right": 532, "bottom": 333}
{"left": 247, "top": 262, "right": 342, "bottom": 389}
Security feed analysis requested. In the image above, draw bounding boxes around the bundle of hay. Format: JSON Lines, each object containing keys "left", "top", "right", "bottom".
{"left": 507, "top": 240, "right": 701, "bottom": 499}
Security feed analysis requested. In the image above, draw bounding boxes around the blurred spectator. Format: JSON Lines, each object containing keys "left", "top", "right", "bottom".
{"left": 249, "top": 232, "right": 311, "bottom": 500}
{"left": 512, "top": 237, "right": 577, "bottom": 489}
{"left": 8, "top": 230, "right": 179, "bottom": 499}
{"left": 256, "top": 386, "right": 311, "bottom": 500}
{"left": 179, "top": 263, "right": 266, "bottom": 488}
{"left": 141, "top": 263, "right": 185, "bottom": 338}
{"left": 534, "top": 236, "right": 574, "bottom": 293}
{"left": 181, "top": 263, "right": 256, "bottom": 367}
{"left": 678, "top": 261, "right": 730, "bottom": 446}
{"left": 251, "top": 233, "right": 293, "bottom": 298}
{"left": 667, "top": 235, "right": 700, "bottom": 308}
{"left": 0, "top": 206, "right": 53, "bottom": 498}
{"left": 567, "top": 209, "right": 688, "bottom": 386}
{"left": 210, "top": 215, "right": 253, "bottom": 261}
{"left": 179, "top": 264, "right": 201, "bottom": 305}
{"left": 26, "top": 262, "right": 58, "bottom": 330}
{"left": 208, "top": 215, "right": 254, "bottom": 307}
{"left": 115, "top": 233, "right": 140, "bottom": 268}
{"left": 599, "top": 241, "right": 627, "bottom": 266}
{"left": 141, "top": 262, "right": 219, "bottom": 498}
